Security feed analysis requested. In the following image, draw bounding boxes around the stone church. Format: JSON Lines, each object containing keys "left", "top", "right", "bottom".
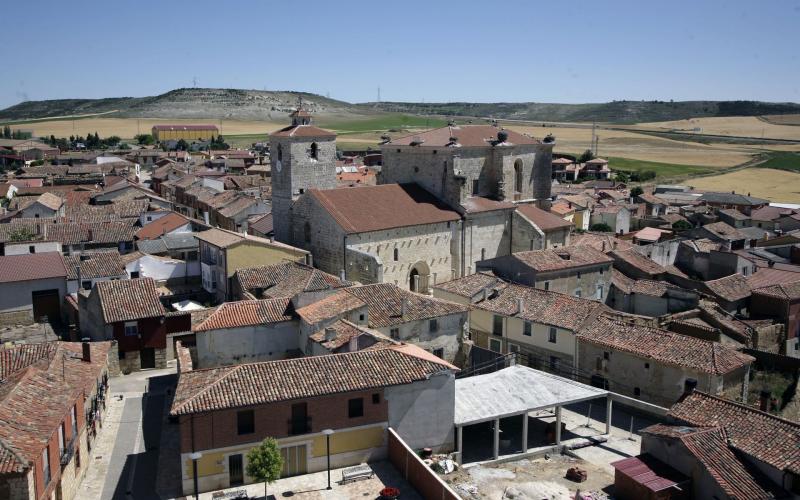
{"left": 269, "top": 109, "right": 556, "bottom": 292}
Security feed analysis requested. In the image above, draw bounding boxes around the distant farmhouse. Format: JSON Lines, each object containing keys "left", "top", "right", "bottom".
{"left": 151, "top": 124, "right": 219, "bottom": 142}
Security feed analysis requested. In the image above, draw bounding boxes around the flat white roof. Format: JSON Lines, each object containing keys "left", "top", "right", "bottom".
{"left": 455, "top": 364, "right": 608, "bottom": 426}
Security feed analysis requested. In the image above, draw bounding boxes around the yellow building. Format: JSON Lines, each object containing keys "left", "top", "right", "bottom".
{"left": 151, "top": 124, "right": 219, "bottom": 142}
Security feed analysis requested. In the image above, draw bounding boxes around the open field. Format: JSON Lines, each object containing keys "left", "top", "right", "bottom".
{"left": 756, "top": 151, "right": 800, "bottom": 172}
{"left": 630, "top": 116, "right": 800, "bottom": 140}
{"left": 688, "top": 168, "right": 800, "bottom": 203}
{"left": 761, "top": 114, "right": 800, "bottom": 126}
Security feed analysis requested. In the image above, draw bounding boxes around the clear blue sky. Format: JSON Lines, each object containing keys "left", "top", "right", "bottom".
{"left": 1, "top": 0, "right": 799, "bottom": 109}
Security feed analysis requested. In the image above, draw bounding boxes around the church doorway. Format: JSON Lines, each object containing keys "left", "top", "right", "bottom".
{"left": 408, "top": 261, "right": 431, "bottom": 293}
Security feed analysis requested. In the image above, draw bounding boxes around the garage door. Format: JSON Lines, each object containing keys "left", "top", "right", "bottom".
{"left": 31, "top": 289, "right": 60, "bottom": 323}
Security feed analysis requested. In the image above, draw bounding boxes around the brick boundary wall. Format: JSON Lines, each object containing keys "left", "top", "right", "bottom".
{"left": 387, "top": 428, "right": 461, "bottom": 500}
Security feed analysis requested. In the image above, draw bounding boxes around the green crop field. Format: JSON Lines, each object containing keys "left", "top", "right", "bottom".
{"left": 757, "top": 151, "right": 800, "bottom": 172}
{"left": 319, "top": 114, "right": 448, "bottom": 134}
{"left": 607, "top": 157, "right": 715, "bottom": 179}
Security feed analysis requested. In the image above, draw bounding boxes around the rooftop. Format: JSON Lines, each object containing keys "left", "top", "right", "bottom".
{"left": 704, "top": 273, "right": 751, "bottom": 302}
{"left": 295, "top": 290, "right": 367, "bottom": 325}
{"left": 699, "top": 192, "right": 769, "bottom": 206}
{"left": 751, "top": 280, "right": 800, "bottom": 301}
{"left": 0, "top": 252, "right": 67, "bottom": 283}
{"left": 193, "top": 298, "right": 294, "bottom": 332}
{"left": 235, "top": 261, "right": 351, "bottom": 299}
{"left": 578, "top": 316, "right": 753, "bottom": 375}
{"left": 135, "top": 212, "right": 190, "bottom": 240}
{"left": 432, "top": 272, "right": 507, "bottom": 300}
{"left": 344, "top": 283, "right": 469, "bottom": 328}
{"left": 386, "top": 125, "right": 540, "bottom": 148}
{"left": 170, "top": 346, "right": 455, "bottom": 416}
{"left": 64, "top": 251, "right": 126, "bottom": 280}
{"left": 95, "top": 277, "right": 166, "bottom": 324}
{"left": 610, "top": 248, "right": 667, "bottom": 277}
{"left": 516, "top": 204, "right": 573, "bottom": 231}
{"left": 507, "top": 246, "right": 613, "bottom": 272}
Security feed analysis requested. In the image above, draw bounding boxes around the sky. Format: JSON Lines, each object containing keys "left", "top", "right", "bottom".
{"left": 1, "top": 0, "right": 799, "bottom": 109}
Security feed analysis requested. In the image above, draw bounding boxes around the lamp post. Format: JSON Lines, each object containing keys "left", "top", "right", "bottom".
{"left": 322, "top": 429, "right": 335, "bottom": 490}
{"left": 190, "top": 451, "right": 203, "bottom": 499}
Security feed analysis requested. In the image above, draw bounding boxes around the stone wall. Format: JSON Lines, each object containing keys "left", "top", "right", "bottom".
{"left": 462, "top": 210, "right": 512, "bottom": 276}
{"left": 375, "top": 312, "right": 466, "bottom": 363}
{"left": 0, "top": 308, "right": 33, "bottom": 327}
{"left": 0, "top": 470, "right": 35, "bottom": 500}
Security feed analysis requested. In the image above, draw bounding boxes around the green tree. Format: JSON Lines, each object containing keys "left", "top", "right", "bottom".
{"left": 578, "top": 149, "right": 595, "bottom": 163}
{"left": 176, "top": 138, "right": 189, "bottom": 151}
{"left": 9, "top": 227, "right": 37, "bottom": 242}
{"left": 672, "top": 219, "right": 692, "bottom": 231}
{"left": 2, "top": 125, "right": 10, "bottom": 139}
{"left": 630, "top": 186, "right": 644, "bottom": 198}
{"left": 245, "top": 438, "right": 283, "bottom": 498}
{"left": 589, "top": 223, "right": 613, "bottom": 232}
{"left": 135, "top": 133, "right": 154, "bottom": 145}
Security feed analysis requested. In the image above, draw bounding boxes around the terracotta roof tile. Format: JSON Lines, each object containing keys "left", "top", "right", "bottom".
{"left": 344, "top": 283, "right": 469, "bottom": 328}
{"left": 610, "top": 249, "right": 667, "bottom": 277}
{"left": 751, "top": 280, "right": 800, "bottom": 301}
{"left": 0, "top": 252, "right": 67, "bottom": 283}
{"left": 432, "top": 272, "right": 507, "bottom": 299}
{"left": 270, "top": 124, "right": 335, "bottom": 138}
{"left": 295, "top": 291, "right": 366, "bottom": 325}
{"left": 235, "top": 262, "right": 351, "bottom": 299}
{"left": 387, "top": 125, "right": 540, "bottom": 147}
{"left": 135, "top": 212, "right": 189, "bottom": 240}
{"left": 95, "top": 277, "right": 166, "bottom": 323}
{"left": 64, "top": 251, "right": 126, "bottom": 280}
{"left": 516, "top": 204, "right": 572, "bottom": 231}
{"left": 509, "top": 246, "right": 612, "bottom": 272}
{"left": 310, "top": 183, "right": 459, "bottom": 234}
{"left": 170, "top": 347, "right": 454, "bottom": 416}
{"left": 668, "top": 391, "right": 800, "bottom": 475}
{"left": 194, "top": 298, "right": 294, "bottom": 332}
{"left": 578, "top": 316, "right": 753, "bottom": 375}
{"left": 704, "top": 274, "right": 751, "bottom": 302}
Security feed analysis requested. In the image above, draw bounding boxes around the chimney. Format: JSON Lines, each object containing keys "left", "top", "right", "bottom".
{"left": 481, "top": 288, "right": 489, "bottom": 302}
{"left": 324, "top": 327, "right": 336, "bottom": 342}
{"left": 401, "top": 298, "right": 409, "bottom": 318}
{"left": 203, "top": 211, "right": 210, "bottom": 225}
{"left": 81, "top": 341, "right": 91, "bottom": 363}
{"left": 516, "top": 297, "right": 524, "bottom": 315}
{"left": 759, "top": 390, "right": 771, "bottom": 412}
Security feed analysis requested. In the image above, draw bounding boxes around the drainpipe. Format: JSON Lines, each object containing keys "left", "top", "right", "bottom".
{"left": 343, "top": 234, "right": 348, "bottom": 280}
{"left": 460, "top": 219, "right": 466, "bottom": 278}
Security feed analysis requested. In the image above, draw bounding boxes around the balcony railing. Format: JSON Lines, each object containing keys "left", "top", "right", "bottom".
{"left": 60, "top": 435, "right": 77, "bottom": 466}
{"left": 288, "top": 417, "right": 312, "bottom": 436}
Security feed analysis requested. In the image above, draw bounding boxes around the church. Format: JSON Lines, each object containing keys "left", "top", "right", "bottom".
{"left": 269, "top": 109, "right": 557, "bottom": 292}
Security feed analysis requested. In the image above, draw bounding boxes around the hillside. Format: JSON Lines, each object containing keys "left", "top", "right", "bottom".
{"left": 0, "top": 88, "right": 372, "bottom": 121}
{"left": 362, "top": 100, "right": 800, "bottom": 124}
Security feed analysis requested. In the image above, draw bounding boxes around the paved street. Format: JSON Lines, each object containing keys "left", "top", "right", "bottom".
{"left": 76, "top": 364, "right": 178, "bottom": 500}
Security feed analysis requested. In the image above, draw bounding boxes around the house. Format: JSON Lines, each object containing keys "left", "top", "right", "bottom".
{"left": 78, "top": 277, "right": 182, "bottom": 372}
{"left": 0, "top": 252, "right": 67, "bottom": 326}
{"left": 717, "top": 208, "right": 751, "bottom": 228}
{"left": 134, "top": 212, "right": 192, "bottom": 240}
{"left": 16, "top": 192, "right": 64, "bottom": 219}
{"left": 590, "top": 205, "right": 630, "bottom": 234}
{"left": 195, "top": 228, "right": 310, "bottom": 302}
{"left": 750, "top": 205, "right": 795, "bottom": 231}
{"left": 689, "top": 221, "right": 751, "bottom": 250}
{"left": 577, "top": 316, "right": 754, "bottom": 406}
{"left": 581, "top": 158, "right": 611, "bottom": 179}
{"left": 699, "top": 192, "right": 769, "bottom": 215}
{"left": 246, "top": 212, "right": 273, "bottom": 238}
{"left": 477, "top": 246, "right": 613, "bottom": 301}
{"left": 568, "top": 231, "right": 633, "bottom": 254}
{"left": 649, "top": 390, "right": 800, "bottom": 496}
{"left": 306, "top": 319, "right": 392, "bottom": 356}
{"left": 469, "top": 282, "right": 607, "bottom": 373}
{"left": 703, "top": 273, "right": 751, "bottom": 313}
{"left": 122, "top": 251, "right": 200, "bottom": 284}
{"left": 0, "top": 341, "right": 113, "bottom": 500}
{"left": 151, "top": 124, "right": 219, "bottom": 143}
{"left": 64, "top": 251, "right": 127, "bottom": 294}
{"left": 512, "top": 204, "right": 572, "bottom": 251}
{"left": 610, "top": 248, "right": 667, "bottom": 280}
{"left": 432, "top": 272, "right": 508, "bottom": 305}
{"left": 630, "top": 227, "right": 672, "bottom": 245}
{"left": 637, "top": 192, "right": 669, "bottom": 217}
{"left": 170, "top": 346, "right": 457, "bottom": 496}
{"left": 750, "top": 280, "right": 800, "bottom": 356}
{"left": 136, "top": 232, "right": 199, "bottom": 261}
{"left": 609, "top": 273, "right": 698, "bottom": 316}
{"left": 343, "top": 283, "right": 470, "bottom": 364}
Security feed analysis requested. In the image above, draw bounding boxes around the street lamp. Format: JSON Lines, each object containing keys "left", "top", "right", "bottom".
{"left": 190, "top": 451, "right": 203, "bottom": 499}
{"left": 322, "top": 429, "right": 335, "bottom": 490}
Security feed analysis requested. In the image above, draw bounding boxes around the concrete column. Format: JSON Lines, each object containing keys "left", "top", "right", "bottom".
{"left": 606, "top": 397, "right": 613, "bottom": 435}
{"left": 521, "top": 412, "right": 529, "bottom": 453}
{"left": 555, "top": 406, "right": 562, "bottom": 445}
{"left": 493, "top": 418, "right": 500, "bottom": 459}
{"left": 456, "top": 426, "right": 463, "bottom": 465}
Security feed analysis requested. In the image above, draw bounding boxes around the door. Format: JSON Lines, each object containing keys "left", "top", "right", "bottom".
{"left": 140, "top": 348, "right": 156, "bottom": 369}
{"left": 280, "top": 445, "right": 307, "bottom": 477}
{"left": 290, "top": 403, "right": 308, "bottom": 435}
{"left": 32, "top": 289, "right": 60, "bottom": 323}
{"left": 229, "top": 454, "right": 243, "bottom": 486}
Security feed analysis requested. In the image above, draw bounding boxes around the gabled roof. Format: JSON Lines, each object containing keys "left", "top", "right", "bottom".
{"left": 194, "top": 227, "right": 303, "bottom": 254}
{"left": 135, "top": 212, "right": 189, "bottom": 240}
{"left": 170, "top": 346, "right": 455, "bottom": 416}
{"left": 460, "top": 196, "right": 515, "bottom": 214}
{"left": 475, "top": 282, "right": 607, "bottom": 331}
{"left": 699, "top": 192, "right": 769, "bottom": 206}
{"left": 152, "top": 124, "right": 218, "bottom": 131}
{"left": 610, "top": 248, "right": 667, "bottom": 278}
{"left": 516, "top": 204, "right": 572, "bottom": 231}
{"left": 569, "top": 232, "right": 633, "bottom": 253}
{"left": 193, "top": 298, "right": 294, "bottom": 332}
{"left": 433, "top": 272, "right": 507, "bottom": 300}
{"left": 64, "top": 251, "right": 126, "bottom": 280}
{"left": 386, "top": 125, "right": 540, "bottom": 147}
{"left": 0, "top": 252, "right": 67, "bottom": 283}
{"left": 309, "top": 183, "right": 460, "bottom": 234}
{"left": 508, "top": 246, "right": 612, "bottom": 272}
{"left": 270, "top": 124, "right": 335, "bottom": 138}
{"left": 704, "top": 273, "right": 751, "bottom": 303}
{"left": 295, "top": 290, "right": 367, "bottom": 325}
{"left": 668, "top": 391, "right": 800, "bottom": 475}
{"left": 235, "top": 261, "right": 351, "bottom": 299}
{"left": 94, "top": 277, "right": 166, "bottom": 323}
{"left": 578, "top": 316, "right": 753, "bottom": 375}
{"left": 700, "top": 221, "right": 748, "bottom": 241}
{"left": 344, "top": 283, "right": 469, "bottom": 328}
{"left": 308, "top": 319, "right": 391, "bottom": 352}
{"left": 751, "top": 280, "right": 800, "bottom": 301}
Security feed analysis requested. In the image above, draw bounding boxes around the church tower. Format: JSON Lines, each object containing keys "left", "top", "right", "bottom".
{"left": 269, "top": 104, "right": 337, "bottom": 244}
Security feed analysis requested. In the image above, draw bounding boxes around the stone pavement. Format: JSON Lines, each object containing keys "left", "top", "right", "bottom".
{"left": 193, "top": 461, "right": 421, "bottom": 500}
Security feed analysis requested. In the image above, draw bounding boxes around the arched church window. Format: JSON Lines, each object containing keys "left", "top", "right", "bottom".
{"left": 277, "top": 144, "right": 283, "bottom": 162}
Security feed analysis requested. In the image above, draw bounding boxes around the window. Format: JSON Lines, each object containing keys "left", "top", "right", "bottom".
{"left": 29, "top": 245, "right": 35, "bottom": 254}
{"left": 603, "top": 351, "right": 610, "bottom": 360}
{"left": 492, "top": 315, "right": 503, "bottom": 336}
{"left": 489, "top": 338, "right": 502, "bottom": 353}
{"left": 359, "top": 314, "right": 365, "bottom": 322}
{"left": 472, "top": 179, "right": 479, "bottom": 195}
{"left": 348, "top": 398, "right": 364, "bottom": 418}
{"left": 599, "top": 267, "right": 603, "bottom": 275}
{"left": 549, "top": 356, "right": 559, "bottom": 371}
{"left": 372, "top": 393, "right": 380, "bottom": 404}
{"left": 574, "top": 289, "right": 582, "bottom": 298}
{"left": 390, "top": 328, "right": 399, "bottom": 340}
{"left": 277, "top": 144, "right": 283, "bottom": 162}
{"left": 393, "top": 248, "right": 399, "bottom": 261}
{"left": 118, "top": 350, "right": 125, "bottom": 360}
{"left": 634, "top": 387, "right": 641, "bottom": 397}
{"left": 544, "top": 281, "right": 550, "bottom": 291}
{"left": 429, "top": 319, "right": 438, "bottom": 333}
{"left": 304, "top": 222, "right": 311, "bottom": 243}
{"left": 71, "top": 405, "right": 78, "bottom": 437}
{"left": 82, "top": 280, "right": 92, "bottom": 290}
{"left": 548, "top": 327, "right": 557, "bottom": 343}
{"left": 310, "top": 142, "right": 318, "bottom": 160}
{"left": 130, "top": 271, "right": 140, "bottom": 279}
{"left": 596, "top": 285, "right": 603, "bottom": 300}
{"left": 508, "top": 343, "right": 520, "bottom": 354}
{"left": 523, "top": 321, "right": 532, "bottom": 337}
{"left": 432, "top": 348, "right": 444, "bottom": 359}
{"left": 58, "top": 424, "right": 65, "bottom": 455}
{"left": 237, "top": 410, "right": 255, "bottom": 435}
{"left": 644, "top": 362, "right": 650, "bottom": 369}
{"left": 480, "top": 248, "right": 485, "bottom": 261}
{"left": 124, "top": 322, "right": 138, "bottom": 337}
{"left": 42, "top": 447, "right": 51, "bottom": 485}
{"left": 187, "top": 251, "right": 198, "bottom": 261}
{"left": 577, "top": 272, "right": 582, "bottom": 279}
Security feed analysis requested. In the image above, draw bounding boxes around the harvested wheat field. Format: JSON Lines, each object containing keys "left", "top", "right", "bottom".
{"left": 632, "top": 116, "right": 800, "bottom": 141}
{"left": 688, "top": 168, "right": 800, "bottom": 203}
{"left": 761, "top": 114, "right": 800, "bottom": 126}
{"left": 19, "top": 118, "right": 284, "bottom": 139}
{"left": 504, "top": 124, "right": 753, "bottom": 167}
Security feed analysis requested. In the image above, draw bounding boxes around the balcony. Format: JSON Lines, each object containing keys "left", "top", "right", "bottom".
{"left": 288, "top": 417, "right": 312, "bottom": 436}
{"left": 60, "top": 436, "right": 77, "bottom": 466}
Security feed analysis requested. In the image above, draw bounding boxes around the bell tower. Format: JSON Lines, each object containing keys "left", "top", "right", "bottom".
{"left": 269, "top": 102, "right": 337, "bottom": 244}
